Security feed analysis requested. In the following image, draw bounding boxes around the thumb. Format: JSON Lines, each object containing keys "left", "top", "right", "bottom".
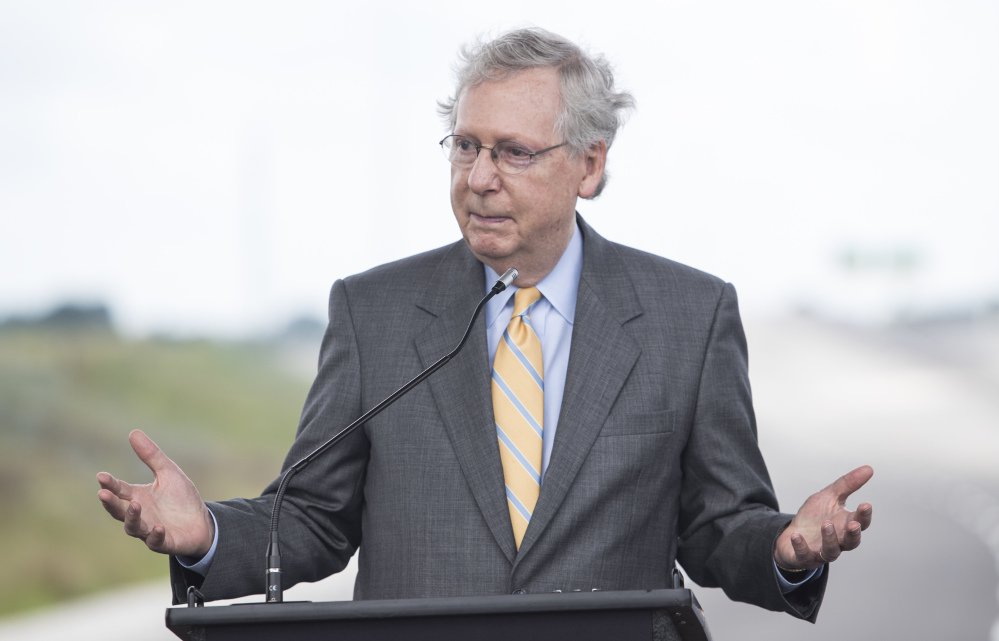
{"left": 128, "top": 429, "right": 177, "bottom": 477}
{"left": 829, "top": 465, "right": 874, "bottom": 502}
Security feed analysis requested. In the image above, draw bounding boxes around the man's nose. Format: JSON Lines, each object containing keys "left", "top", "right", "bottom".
{"left": 467, "top": 148, "right": 501, "bottom": 194}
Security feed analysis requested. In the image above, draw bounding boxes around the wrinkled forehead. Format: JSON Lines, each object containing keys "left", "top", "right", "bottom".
{"left": 454, "top": 68, "right": 562, "bottom": 143}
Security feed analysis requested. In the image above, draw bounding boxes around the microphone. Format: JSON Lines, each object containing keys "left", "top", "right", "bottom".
{"left": 265, "top": 267, "right": 519, "bottom": 602}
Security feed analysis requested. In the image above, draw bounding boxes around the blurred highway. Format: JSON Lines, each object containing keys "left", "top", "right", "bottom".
{"left": 701, "top": 315, "right": 999, "bottom": 640}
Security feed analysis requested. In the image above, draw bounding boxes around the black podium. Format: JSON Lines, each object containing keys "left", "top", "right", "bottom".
{"left": 166, "top": 589, "right": 710, "bottom": 640}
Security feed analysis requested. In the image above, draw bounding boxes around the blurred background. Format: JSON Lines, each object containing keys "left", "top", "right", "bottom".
{"left": 0, "top": 0, "right": 996, "bottom": 639}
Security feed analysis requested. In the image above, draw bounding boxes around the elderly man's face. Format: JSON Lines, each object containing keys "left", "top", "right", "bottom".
{"left": 450, "top": 67, "right": 605, "bottom": 285}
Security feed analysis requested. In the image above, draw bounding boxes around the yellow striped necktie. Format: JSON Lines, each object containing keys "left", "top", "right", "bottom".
{"left": 492, "top": 286, "right": 544, "bottom": 550}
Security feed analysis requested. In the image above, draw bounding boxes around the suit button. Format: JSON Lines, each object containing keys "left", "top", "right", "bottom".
{"left": 512, "top": 588, "right": 527, "bottom": 595}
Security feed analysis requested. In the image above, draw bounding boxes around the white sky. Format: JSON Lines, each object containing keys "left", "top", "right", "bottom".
{"left": 1, "top": 0, "right": 997, "bottom": 336}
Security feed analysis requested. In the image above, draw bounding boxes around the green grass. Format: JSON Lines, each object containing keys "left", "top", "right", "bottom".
{"left": 0, "top": 328, "right": 314, "bottom": 617}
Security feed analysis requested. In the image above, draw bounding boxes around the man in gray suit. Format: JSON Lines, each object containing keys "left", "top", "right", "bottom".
{"left": 97, "top": 28, "right": 873, "bottom": 622}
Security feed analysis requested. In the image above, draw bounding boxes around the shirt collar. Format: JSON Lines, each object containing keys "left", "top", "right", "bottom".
{"left": 483, "top": 219, "right": 583, "bottom": 329}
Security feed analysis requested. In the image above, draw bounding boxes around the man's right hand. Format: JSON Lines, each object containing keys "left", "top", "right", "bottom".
{"left": 97, "top": 429, "right": 214, "bottom": 558}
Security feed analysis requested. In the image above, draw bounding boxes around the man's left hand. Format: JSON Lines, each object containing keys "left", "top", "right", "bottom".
{"left": 774, "top": 465, "right": 874, "bottom": 571}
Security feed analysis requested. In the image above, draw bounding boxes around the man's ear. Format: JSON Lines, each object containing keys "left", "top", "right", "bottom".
{"left": 577, "top": 140, "right": 608, "bottom": 199}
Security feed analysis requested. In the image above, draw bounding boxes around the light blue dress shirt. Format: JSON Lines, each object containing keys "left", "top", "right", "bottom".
{"left": 483, "top": 221, "right": 583, "bottom": 482}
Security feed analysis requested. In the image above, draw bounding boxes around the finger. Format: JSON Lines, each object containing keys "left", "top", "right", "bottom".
{"left": 841, "top": 520, "right": 863, "bottom": 551}
{"left": 828, "top": 465, "right": 874, "bottom": 502}
{"left": 123, "top": 500, "right": 150, "bottom": 540}
{"left": 790, "top": 532, "right": 812, "bottom": 565}
{"left": 146, "top": 525, "right": 167, "bottom": 552}
{"left": 129, "top": 429, "right": 177, "bottom": 477}
{"left": 820, "top": 522, "right": 841, "bottom": 562}
{"left": 96, "top": 471, "right": 133, "bottom": 501}
{"left": 854, "top": 503, "right": 873, "bottom": 530}
{"left": 97, "top": 488, "right": 129, "bottom": 522}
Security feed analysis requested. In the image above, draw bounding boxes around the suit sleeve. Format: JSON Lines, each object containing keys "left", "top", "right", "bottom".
{"left": 170, "top": 279, "right": 369, "bottom": 603}
{"left": 675, "top": 282, "right": 827, "bottom": 621}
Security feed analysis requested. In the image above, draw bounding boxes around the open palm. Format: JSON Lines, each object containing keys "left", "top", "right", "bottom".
{"left": 96, "top": 430, "right": 214, "bottom": 558}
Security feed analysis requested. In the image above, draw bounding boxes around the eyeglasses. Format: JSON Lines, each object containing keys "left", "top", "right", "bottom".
{"left": 439, "top": 134, "right": 567, "bottom": 175}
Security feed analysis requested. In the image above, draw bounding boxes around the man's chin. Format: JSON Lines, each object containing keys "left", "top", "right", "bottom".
{"left": 463, "top": 236, "right": 516, "bottom": 269}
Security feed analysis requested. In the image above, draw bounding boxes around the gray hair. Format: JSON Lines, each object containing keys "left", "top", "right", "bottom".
{"left": 438, "top": 28, "right": 635, "bottom": 197}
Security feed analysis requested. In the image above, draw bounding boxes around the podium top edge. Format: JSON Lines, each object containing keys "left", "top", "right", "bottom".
{"left": 166, "top": 588, "right": 698, "bottom": 627}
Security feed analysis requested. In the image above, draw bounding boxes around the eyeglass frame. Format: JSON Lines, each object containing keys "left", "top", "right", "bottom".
{"left": 438, "top": 134, "right": 568, "bottom": 174}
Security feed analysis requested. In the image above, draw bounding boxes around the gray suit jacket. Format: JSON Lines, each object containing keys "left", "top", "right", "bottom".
{"left": 171, "top": 218, "right": 826, "bottom": 620}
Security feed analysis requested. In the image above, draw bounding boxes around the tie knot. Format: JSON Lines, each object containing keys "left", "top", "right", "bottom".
{"left": 512, "top": 287, "right": 541, "bottom": 317}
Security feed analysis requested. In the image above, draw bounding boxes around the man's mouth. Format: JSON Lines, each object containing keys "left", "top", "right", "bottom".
{"left": 470, "top": 212, "right": 510, "bottom": 224}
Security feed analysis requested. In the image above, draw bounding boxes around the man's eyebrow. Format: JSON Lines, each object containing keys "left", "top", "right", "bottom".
{"left": 453, "top": 133, "right": 536, "bottom": 148}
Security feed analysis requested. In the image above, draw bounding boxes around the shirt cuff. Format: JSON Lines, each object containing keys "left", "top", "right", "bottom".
{"left": 174, "top": 508, "right": 218, "bottom": 577}
{"left": 774, "top": 560, "right": 823, "bottom": 593}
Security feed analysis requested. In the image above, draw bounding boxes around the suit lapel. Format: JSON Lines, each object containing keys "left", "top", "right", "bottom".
{"left": 515, "top": 220, "right": 643, "bottom": 561}
{"left": 413, "top": 244, "right": 518, "bottom": 563}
